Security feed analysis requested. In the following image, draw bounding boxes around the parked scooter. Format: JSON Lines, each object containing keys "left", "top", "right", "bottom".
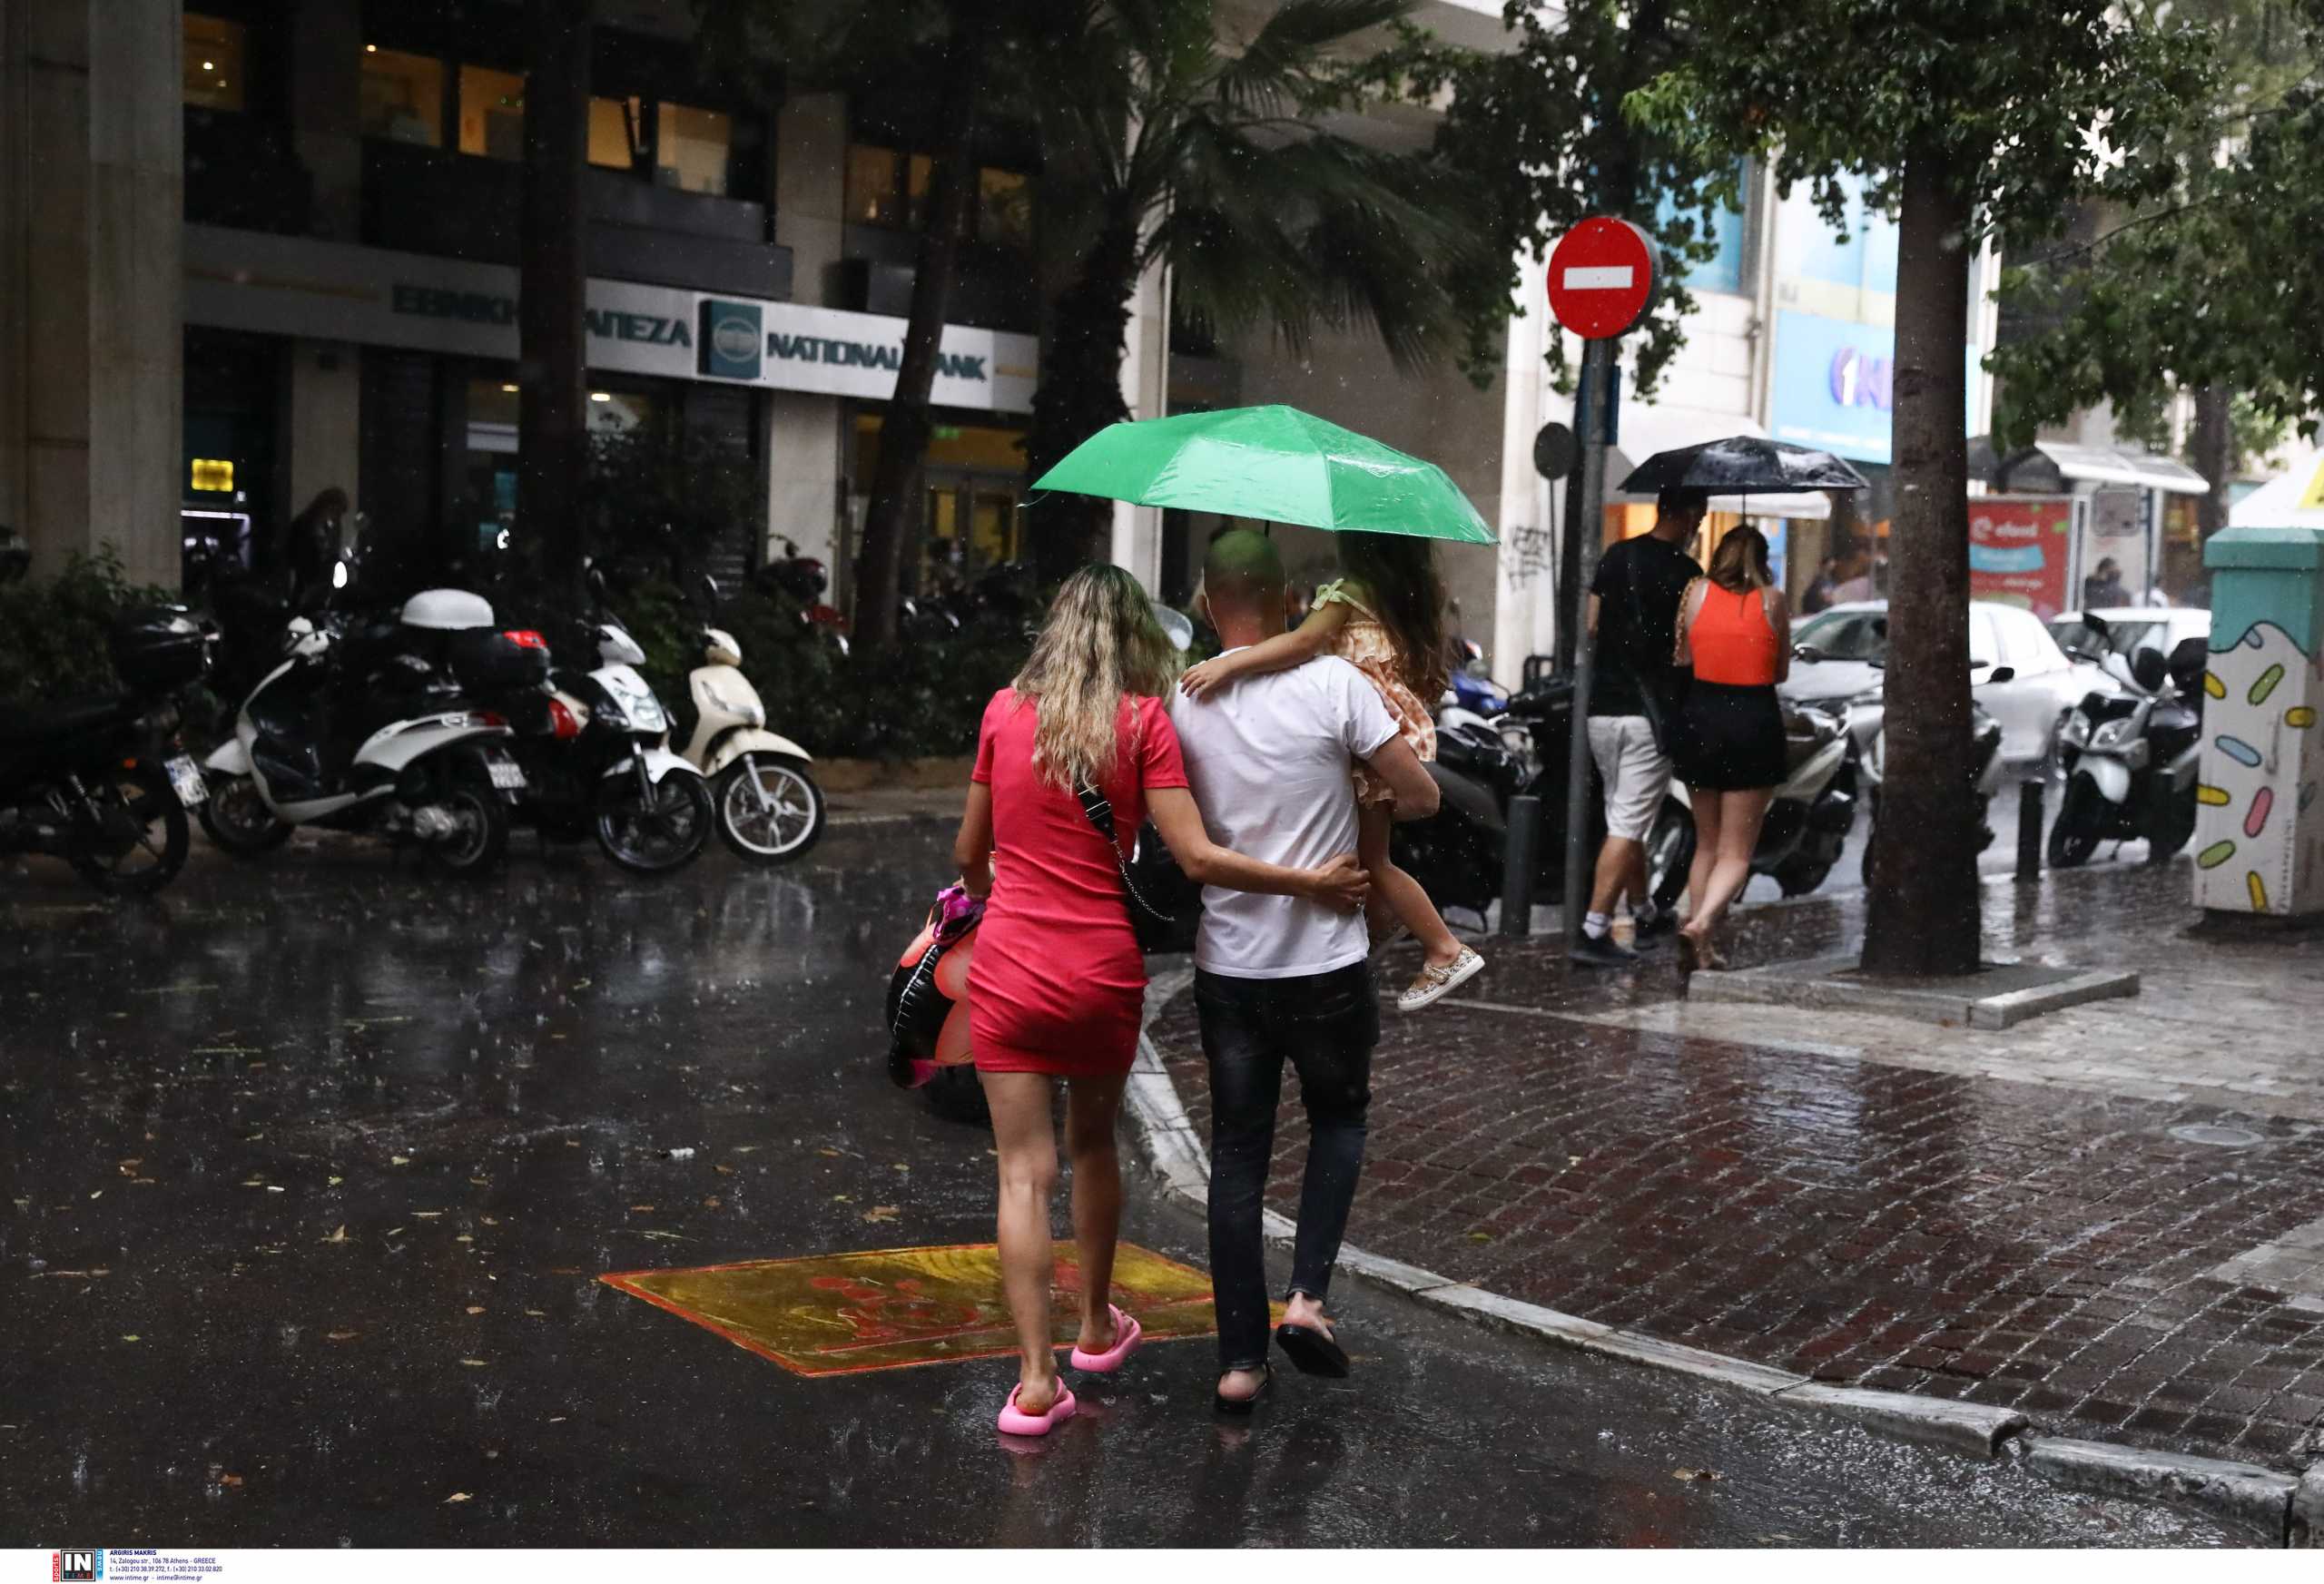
{"left": 199, "top": 577, "right": 528, "bottom": 874}
{"left": 1644, "top": 696, "right": 1860, "bottom": 907}
{"left": 533, "top": 571, "right": 715, "bottom": 874}
{"left": 2, "top": 606, "right": 215, "bottom": 895}
{"left": 678, "top": 575, "right": 825, "bottom": 863}
{"left": 2047, "top": 616, "right": 2205, "bottom": 867}
{"left": 1857, "top": 667, "right": 2014, "bottom": 884}
{"left": 756, "top": 536, "right": 851, "bottom": 654}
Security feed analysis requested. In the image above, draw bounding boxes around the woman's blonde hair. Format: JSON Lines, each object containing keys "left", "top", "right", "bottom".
{"left": 1708, "top": 525, "right": 1774, "bottom": 594}
{"left": 1009, "top": 563, "right": 1183, "bottom": 791}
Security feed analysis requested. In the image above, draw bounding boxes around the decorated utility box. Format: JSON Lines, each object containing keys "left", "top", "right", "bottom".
{"left": 2193, "top": 526, "right": 2324, "bottom": 917}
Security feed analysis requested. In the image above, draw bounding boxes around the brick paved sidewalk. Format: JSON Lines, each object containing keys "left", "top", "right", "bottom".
{"left": 1149, "top": 860, "right": 2324, "bottom": 1471}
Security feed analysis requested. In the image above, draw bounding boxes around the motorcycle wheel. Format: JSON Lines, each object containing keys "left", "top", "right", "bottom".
{"left": 923, "top": 1064, "right": 990, "bottom": 1127}
{"left": 596, "top": 768, "right": 713, "bottom": 874}
{"left": 427, "top": 782, "right": 509, "bottom": 877}
{"left": 1645, "top": 801, "right": 1696, "bottom": 913}
{"left": 2046, "top": 775, "right": 2102, "bottom": 869}
{"left": 68, "top": 760, "right": 188, "bottom": 896}
{"left": 714, "top": 754, "right": 825, "bottom": 864}
{"left": 199, "top": 774, "right": 293, "bottom": 856}
{"left": 1772, "top": 860, "right": 1834, "bottom": 899}
{"left": 2146, "top": 788, "right": 2198, "bottom": 862}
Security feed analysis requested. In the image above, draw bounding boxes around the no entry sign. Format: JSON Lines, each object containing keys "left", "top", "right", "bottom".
{"left": 1548, "top": 217, "right": 1656, "bottom": 340}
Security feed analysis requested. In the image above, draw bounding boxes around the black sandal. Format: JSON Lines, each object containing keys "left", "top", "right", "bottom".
{"left": 1214, "top": 1363, "right": 1275, "bottom": 1415}
{"left": 1275, "top": 1321, "right": 1352, "bottom": 1378}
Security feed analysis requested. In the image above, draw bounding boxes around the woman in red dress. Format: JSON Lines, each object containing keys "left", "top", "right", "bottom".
{"left": 952, "top": 566, "right": 1370, "bottom": 1436}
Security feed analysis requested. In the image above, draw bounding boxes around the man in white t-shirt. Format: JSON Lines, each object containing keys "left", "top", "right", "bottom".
{"left": 1167, "top": 529, "right": 1440, "bottom": 1412}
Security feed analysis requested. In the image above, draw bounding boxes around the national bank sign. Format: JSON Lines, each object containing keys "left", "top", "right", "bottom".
{"left": 183, "top": 226, "right": 1036, "bottom": 414}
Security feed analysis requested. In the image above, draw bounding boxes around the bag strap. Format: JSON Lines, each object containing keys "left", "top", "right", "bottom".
{"left": 1075, "top": 782, "right": 1176, "bottom": 926}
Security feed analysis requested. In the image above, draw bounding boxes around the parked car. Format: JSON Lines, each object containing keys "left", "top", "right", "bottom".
{"left": 1782, "top": 599, "right": 2083, "bottom": 773}
{"left": 2050, "top": 605, "right": 2212, "bottom": 693}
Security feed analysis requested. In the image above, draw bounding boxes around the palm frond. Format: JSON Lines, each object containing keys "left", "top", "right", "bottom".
{"left": 1212, "top": 0, "right": 1413, "bottom": 113}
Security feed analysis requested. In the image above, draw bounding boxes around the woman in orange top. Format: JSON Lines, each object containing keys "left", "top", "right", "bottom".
{"left": 1670, "top": 526, "right": 1790, "bottom": 969}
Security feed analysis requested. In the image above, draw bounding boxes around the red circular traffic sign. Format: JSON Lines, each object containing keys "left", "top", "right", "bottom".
{"left": 1547, "top": 217, "right": 1656, "bottom": 340}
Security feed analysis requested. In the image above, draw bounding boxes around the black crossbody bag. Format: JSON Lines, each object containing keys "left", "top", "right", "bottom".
{"left": 1074, "top": 782, "right": 1189, "bottom": 953}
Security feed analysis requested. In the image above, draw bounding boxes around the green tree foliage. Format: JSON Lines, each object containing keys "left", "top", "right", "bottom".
{"left": 1632, "top": 0, "right": 2209, "bottom": 978}
{"left": 1369, "top": 0, "right": 1740, "bottom": 398}
{"left": 1020, "top": 0, "right": 1500, "bottom": 576}
{"left": 0, "top": 548, "right": 180, "bottom": 705}
{"left": 1988, "top": 2, "right": 2324, "bottom": 455}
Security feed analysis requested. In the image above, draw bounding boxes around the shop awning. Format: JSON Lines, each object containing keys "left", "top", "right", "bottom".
{"left": 1607, "top": 406, "right": 1833, "bottom": 519}
{"left": 1988, "top": 440, "right": 2211, "bottom": 496}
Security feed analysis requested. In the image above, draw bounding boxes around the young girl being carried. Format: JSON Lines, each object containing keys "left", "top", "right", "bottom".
{"left": 1179, "top": 530, "right": 1485, "bottom": 1012}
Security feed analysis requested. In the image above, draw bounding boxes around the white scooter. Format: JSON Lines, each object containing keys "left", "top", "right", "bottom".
{"left": 199, "top": 584, "right": 527, "bottom": 874}
{"left": 679, "top": 576, "right": 824, "bottom": 863}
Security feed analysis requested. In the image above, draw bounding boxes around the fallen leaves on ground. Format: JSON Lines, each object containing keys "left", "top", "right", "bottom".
{"left": 443, "top": 1491, "right": 471, "bottom": 1504}
{"left": 321, "top": 1225, "right": 349, "bottom": 1244}
{"left": 459, "top": 1358, "right": 488, "bottom": 1368}
{"left": 862, "top": 1205, "right": 901, "bottom": 1224}
{"left": 465, "top": 1305, "right": 486, "bottom": 1315}
{"left": 326, "top": 1330, "right": 358, "bottom": 1342}
{"left": 390, "top": 1156, "right": 411, "bottom": 1166}
{"left": 1672, "top": 1468, "right": 1721, "bottom": 1483}
{"left": 120, "top": 1334, "right": 141, "bottom": 1343}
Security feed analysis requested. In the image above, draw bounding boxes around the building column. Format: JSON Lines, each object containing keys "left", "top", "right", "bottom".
{"left": 0, "top": 0, "right": 182, "bottom": 586}
{"left": 287, "top": 340, "right": 360, "bottom": 513}
{"left": 290, "top": 0, "right": 362, "bottom": 241}
{"left": 764, "top": 390, "right": 843, "bottom": 581}
{"left": 1492, "top": 251, "right": 1553, "bottom": 690}
{"left": 1109, "top": 256, "right": 1168, "bottom": 594}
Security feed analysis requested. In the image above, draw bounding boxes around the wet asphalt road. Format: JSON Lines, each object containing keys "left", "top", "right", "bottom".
{"left": 0, "top": 824, "right": 2240, "bottom": 1547}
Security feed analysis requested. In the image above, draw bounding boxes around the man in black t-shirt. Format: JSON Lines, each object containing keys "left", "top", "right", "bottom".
{"left": 1573, "top": 487, "right": 1705, "bottom": 967}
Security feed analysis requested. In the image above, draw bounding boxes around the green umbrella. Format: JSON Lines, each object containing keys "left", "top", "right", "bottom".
{"left": 1030, "top": 405, "right": 1497, "bottom": 545}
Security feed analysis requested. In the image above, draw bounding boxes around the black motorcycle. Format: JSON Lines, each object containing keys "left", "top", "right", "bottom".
{"left": 2, "top": 607, "right": 214, "bottom": 895}
{"left": 2048, "top": 623, "right": 2207, "bottom": 867}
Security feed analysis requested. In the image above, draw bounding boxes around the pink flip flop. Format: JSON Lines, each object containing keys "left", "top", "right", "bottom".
{"left": 1068, "top": 1305, "right": 1143, "bottom": 1373}
{"left": 996, "top": 1382, "right": 1077, "bottom": 1437}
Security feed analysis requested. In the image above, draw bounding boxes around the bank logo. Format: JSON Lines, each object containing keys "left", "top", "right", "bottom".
{"left": 54, "top": 1552, "right": 102, "bottom": 1581}
{"left": 699, "top": 299, "right": 763, "bottom": 380}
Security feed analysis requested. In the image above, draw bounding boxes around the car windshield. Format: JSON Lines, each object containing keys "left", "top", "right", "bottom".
{"left": 2053, "top": 618, "right": 2162, "bottom": 660}
{"left": 1793, "top": 609, "right": 1887, "bottom": 661}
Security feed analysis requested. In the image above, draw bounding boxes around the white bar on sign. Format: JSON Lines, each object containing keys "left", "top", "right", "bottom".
{"left": 1563, "top": 266, "right": 1634, "bottom": 290}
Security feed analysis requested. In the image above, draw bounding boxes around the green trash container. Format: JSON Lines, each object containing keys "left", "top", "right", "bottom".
{"left": 2194, "top": 526, "right": 2324, "bottom": 916}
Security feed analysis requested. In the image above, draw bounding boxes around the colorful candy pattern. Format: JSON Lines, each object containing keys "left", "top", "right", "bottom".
{"left": 2192, "top": 619, "right": 2322, "bottom": 918}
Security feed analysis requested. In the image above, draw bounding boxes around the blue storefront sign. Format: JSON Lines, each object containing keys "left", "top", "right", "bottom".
{"left": 699, "top": 298, "right": 763, "bottom": 380}
{"left": 1768, "top": 310, "right": 1980, "bottom": 465}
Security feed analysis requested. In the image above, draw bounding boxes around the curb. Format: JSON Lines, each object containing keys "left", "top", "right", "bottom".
{"left": 1127, "top": 969, "right": 2309, "bottom": 1546}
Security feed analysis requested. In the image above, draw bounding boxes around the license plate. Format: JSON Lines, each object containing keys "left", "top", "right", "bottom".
{"left": 165, "top": 755, "right": 206, "bottom": 809}
{"left": 487, "top": 757, "right": 527, "bottom": 792}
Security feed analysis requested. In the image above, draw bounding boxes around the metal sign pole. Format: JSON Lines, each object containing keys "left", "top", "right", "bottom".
{"left": 1560, "top": 335, "right": 1616, "bottom": 943}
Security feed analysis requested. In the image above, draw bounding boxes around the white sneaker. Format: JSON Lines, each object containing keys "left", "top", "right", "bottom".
{"left": 1397, "top": 948, "right": 1484, "bottom": 1012}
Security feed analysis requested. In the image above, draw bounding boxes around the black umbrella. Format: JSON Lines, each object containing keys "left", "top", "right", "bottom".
{"left": 1618, "top": 436, "right": 1870, "bottom": 495}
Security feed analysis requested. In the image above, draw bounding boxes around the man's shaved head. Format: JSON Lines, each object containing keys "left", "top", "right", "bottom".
{"left": 1202, "top": 527, "right": 1285, "bottom": 612}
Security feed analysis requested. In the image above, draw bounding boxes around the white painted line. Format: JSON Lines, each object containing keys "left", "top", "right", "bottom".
{"left": 1562, "top": 265, "right": 1634, "bottom": 290}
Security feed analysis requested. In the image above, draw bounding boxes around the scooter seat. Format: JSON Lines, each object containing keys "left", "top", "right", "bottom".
{"left": 0, "top": 694, "right": 131, "bottom": 745}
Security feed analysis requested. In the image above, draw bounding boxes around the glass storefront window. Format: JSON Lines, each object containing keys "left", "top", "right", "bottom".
{"left": 360, "top": 47, "right": 444, "bottom": 146}
{"left": 846, "top": 145, "right": 903, "bottom": 225}
{"left": 657, "top": 103, "right": 733, "bottom": 196}
{"left": 459, "top": 64, "right": 526, "bottom": 161}
{"left": 586, "top": 389, "right": 658, "bottom": 436}
{"left": 905, "top": 153, "right": 934, "bottom": 228}
{"left": 184, "top": 14, "right": 246, "bottom": 112}
{"left": 589, "top": 95, "right": 643, "bottom": 172}
{"left": 978, "top": 168, "right": 1032, "bottom": 251}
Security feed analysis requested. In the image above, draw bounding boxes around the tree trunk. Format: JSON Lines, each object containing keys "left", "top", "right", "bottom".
{"left": 1022, "top": 207, "right": 1141, "bottom": 585}
{"left": 852, "top": 9, "right": 985, "bottom": 651}
{"left": 1860, "top": 152, "right": 1980, "bottom": 979}
{"left": 517, "top": 0, "right": 591, "bottom": 596}
{"left": 2191, "top": 382, "right": 2232, "bottom": 548}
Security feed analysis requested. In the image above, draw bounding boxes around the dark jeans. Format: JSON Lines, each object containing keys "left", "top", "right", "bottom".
{"left": 1195, "top": 960, "right": 1379, "bottom": 1372}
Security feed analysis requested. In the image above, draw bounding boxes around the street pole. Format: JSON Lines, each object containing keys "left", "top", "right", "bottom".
{"left": 1561, "top": 336, "right": 1616, "bottom": 944}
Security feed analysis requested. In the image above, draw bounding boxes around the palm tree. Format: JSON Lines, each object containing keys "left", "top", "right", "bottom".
{"left": 1021, "top": 0, "right": 1494, "bottom": 576}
